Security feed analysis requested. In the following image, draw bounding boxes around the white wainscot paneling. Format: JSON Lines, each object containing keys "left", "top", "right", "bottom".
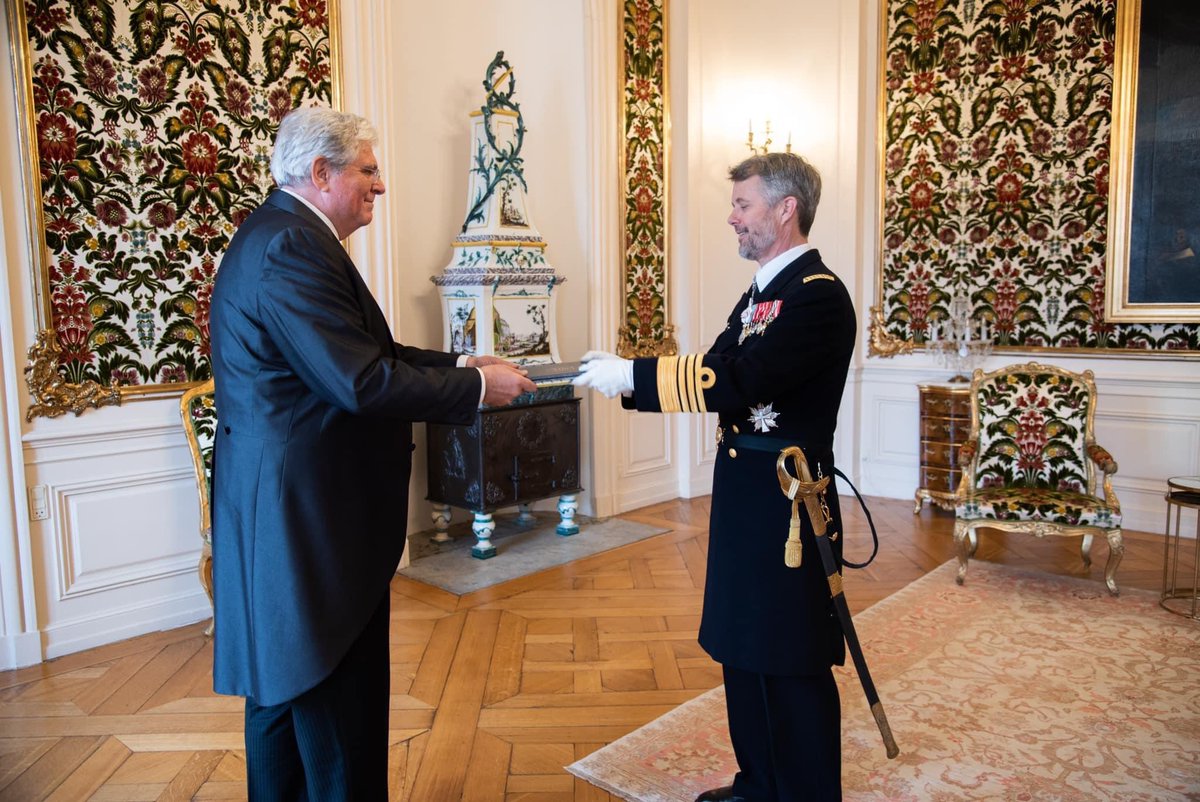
{"left": 616, "top": 412, "right": 679, "bottom": 512}
{"left": 56, "top": 471, "right": 199, "bottom": 598}
{"left": 626, "top": 411, "right": 671, "bottom": 471}
{"left": 1092, "top": 392, "right": 1200, "bottom": 536}
{"left": 1097, "top": 415, "right": 1198, "bottom": 536}
{"left": 25, "top": 406, "right": 212, "bottom": 659}
{"left": 858, "top": 383, "right": 921, "bottom": 502}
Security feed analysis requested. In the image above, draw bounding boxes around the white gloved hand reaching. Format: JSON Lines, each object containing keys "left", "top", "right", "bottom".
{"left": 572, "top": 356, "right": 634, "bottom": 399}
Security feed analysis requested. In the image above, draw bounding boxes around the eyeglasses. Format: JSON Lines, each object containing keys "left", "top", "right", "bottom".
{"left": 356, "top": 165, "right": 383, "bottom": 183}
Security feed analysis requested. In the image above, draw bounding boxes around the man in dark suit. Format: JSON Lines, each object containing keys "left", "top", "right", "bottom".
{"left": 210, "top": 107, "right": 535, "bottom": 799}
{"left": 575, "top": 152, "right": 856, "bottom": 801}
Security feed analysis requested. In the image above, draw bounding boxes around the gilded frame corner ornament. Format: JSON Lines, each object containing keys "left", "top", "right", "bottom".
{"left": 23, "top": 330, "right": 121, "bottom": 421}
{"left": 9, "top": 1, "right": 343, "bottom": 420}
{"left": 867, "top": 305, "right": 915, "bottom": 359}
{"left": 617, "top": 0, "right": 676, "bottom": 359}
{"left": 1104, "top": 0, "right": 1200, "bottom": 324}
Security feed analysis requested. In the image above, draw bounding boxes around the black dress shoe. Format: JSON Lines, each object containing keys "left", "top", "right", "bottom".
{"left": 695, "top": 787, "right": 745, "bottom": 802}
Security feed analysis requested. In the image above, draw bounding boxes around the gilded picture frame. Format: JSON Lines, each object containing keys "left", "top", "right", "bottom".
{"left": 8, "top": 1, "right": 342, "bottom": 419}
{"left": 1105, "top": 0, "right": 1200, "bottom": 323}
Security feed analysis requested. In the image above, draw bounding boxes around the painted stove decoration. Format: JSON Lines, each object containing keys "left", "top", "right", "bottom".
{"left": 427, "top": 53, "right": 581, "bottom": 558}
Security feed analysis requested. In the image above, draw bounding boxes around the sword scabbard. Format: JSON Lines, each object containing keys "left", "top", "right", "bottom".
{"left": 775, "top": 445, "right": 900, "bottom": 760}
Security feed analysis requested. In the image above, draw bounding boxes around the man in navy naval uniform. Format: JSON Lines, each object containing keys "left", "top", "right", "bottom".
{"left": 210, "top": 107, "right": 535, "bottom": 799}
{"left": 575, "top": 152, "right": 856, "bottom": 801}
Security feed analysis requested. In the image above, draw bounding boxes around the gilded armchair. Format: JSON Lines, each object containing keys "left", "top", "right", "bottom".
{"left": 954, "top": 362, "right": 1124, "bottom": 595}
{"left": 179, "top": 379, "right": 216, "bottom": 633}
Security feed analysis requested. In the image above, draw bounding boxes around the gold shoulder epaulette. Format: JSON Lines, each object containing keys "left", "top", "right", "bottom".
{"left": 804, "top": 273, "right": 837, "bottom": 283}
{"left": 655, "top": 354, "right": 716, "bottom": 413}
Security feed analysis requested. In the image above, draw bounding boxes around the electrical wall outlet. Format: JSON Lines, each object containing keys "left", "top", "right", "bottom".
{"left": 28, "top": 485, "right": 49, "bottom": 521}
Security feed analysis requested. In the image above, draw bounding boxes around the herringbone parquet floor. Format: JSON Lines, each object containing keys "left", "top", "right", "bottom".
{"left": 0, "top": 496, "right": 1170, "bottom": 801}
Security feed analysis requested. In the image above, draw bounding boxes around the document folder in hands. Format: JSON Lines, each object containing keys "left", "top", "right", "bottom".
{"left": 522, "top": 361, "right": 584, "bottom": 386}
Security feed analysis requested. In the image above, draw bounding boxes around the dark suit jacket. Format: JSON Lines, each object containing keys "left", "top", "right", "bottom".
{"left": 626, "top": 249, "right": 856, "bottom": 675}
{"left": 209, "top": 190, "right": 481, "bottom": 705}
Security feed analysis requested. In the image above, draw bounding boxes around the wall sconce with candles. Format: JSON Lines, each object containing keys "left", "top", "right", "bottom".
{"left": 928, "top": 291, "right": 992, "bottom": 381}
{"left": 747, "top": 119, "right": 792, "bottom": 155}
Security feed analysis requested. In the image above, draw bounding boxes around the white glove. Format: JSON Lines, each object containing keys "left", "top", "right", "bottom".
{"left": 573, "top": 356, "right": 634, "bottom": 398}
{"left": 581, "top": 349, "right": 619, "bottom": 363}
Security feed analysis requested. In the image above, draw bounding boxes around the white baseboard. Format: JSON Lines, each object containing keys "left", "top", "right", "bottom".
{"left": 615, "top": 474, "right": 684, "bottom": 515}
{"left": 42, "top": 591, "right": 212, "bottom": 660}
{"left": 685, "top": 470, "right": 713, "bottom": 499}
{"left": 0, "top": 631, "right": 43, "bottom": 670}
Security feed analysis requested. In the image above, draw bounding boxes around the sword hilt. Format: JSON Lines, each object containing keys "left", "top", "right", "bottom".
{"left": 776, "top": 447, "right": 830, "bottom": 540}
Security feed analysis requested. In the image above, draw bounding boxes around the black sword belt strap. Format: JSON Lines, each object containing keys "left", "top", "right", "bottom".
{"left": 776, "top": 445, "right": 900, "bottom": 760}
{"left": 723, "top": 432, "right": 880, "bottom": 569}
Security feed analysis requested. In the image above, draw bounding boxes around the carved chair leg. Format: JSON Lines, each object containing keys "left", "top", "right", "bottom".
{"left": 1103, "top": 529, "right": 1124, "bottom": 596}
{"left": 1080, "top": 534, "right": 1093, "bottom": 569}
{"left": 199, "top": 550, "right": 214, "bottom": 637}
{"left": 953, "top": 520, "right": 973, "bottom": 585}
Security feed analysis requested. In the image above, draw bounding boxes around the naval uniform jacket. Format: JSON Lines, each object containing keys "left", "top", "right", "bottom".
{"left": 625, "top": 248, "right": 856, "bottom": 675}
{"left": 209, "top": 190, "right": 481, "bottom": 706}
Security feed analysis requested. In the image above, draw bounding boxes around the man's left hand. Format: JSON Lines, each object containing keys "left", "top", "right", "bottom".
{"left": 467, "top": 355, "right": 515, "bottom": 368}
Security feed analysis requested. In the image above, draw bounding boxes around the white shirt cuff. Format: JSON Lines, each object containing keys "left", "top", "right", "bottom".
{"left": 453, "top": 355, "right": 486, "bottom": 404}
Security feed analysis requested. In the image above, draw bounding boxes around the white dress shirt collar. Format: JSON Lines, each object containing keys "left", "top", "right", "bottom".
{"left": 281, "top": 187, "right": 339, "bottom": 239}
{"left": 754, "top": 243, "right": 812, "bottom": 295}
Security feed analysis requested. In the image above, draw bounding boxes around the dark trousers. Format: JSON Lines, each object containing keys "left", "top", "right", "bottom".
{"left": 724, "top": 663, "right": 841, "bottom": 802}
{"left": 243, "top": 590, "right": 391, "bottom": 801}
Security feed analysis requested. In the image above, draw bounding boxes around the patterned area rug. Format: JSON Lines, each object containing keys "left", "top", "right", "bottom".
{"left": 567, "top": 561, "right": 1200, "bottom": 801}
{"left": 399, "top": 513, "right": 667, "bottom": 594}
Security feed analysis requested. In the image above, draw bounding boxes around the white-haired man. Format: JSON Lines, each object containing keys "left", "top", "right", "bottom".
{"left": 210, "top": 107, "right": 535, "bottom": 798}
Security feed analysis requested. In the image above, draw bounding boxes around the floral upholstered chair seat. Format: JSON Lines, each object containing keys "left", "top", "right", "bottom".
{"left": 953, "top": 363, "right": 1124, "bottom": 595}
{"left": 179, "top": 379, "right": 216, "bottom": 634}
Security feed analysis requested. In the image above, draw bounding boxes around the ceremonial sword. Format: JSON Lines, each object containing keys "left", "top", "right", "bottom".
{"left": 776, "top": 445, "right": 900, "bottom": 759}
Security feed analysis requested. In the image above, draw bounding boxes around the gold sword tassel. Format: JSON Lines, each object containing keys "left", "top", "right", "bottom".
{"left": 785, "top": 497, "right": 803, "bottom": 568}
{"left": 777, "top": 455, "right": 831, "bottom": 569}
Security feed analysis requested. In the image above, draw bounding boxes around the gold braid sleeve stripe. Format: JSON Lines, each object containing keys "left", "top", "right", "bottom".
{"left": 685, "top": 354, "right": 706, "bottom": 413}
{"left": 654, "top": 354, "right": 716, "bottom": 413}
{"left": 656, "top": 355, "right": 681, "bottom": 412}
{"left": 681, "top": 352, "right": 700, "bottom": 410}
{"left": 688, "top": 355, "right": 705, "bottom": 412}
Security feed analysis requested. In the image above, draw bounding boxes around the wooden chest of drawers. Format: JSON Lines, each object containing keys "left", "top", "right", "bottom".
{"left": 425, "top": 390, "right": 582, "bottom": 557}
{"left": 914, "top": 382, "right": 971, "bottom": 513}
{"left": 427, "top": 396, "right": 581, "bottom": 512}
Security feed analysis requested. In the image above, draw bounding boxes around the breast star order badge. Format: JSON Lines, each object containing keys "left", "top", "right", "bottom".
{"left": 748, "top": 403, "right": 780, "bottom": 433}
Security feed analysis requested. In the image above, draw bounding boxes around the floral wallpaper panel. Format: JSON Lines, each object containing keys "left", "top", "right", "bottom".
{"left": 879, "top": 0, "right": 1198, "bottom": 354}
{"left": 617, "top": 0, "right": 676, "bottom": 358}
{"left": 21, "top": 0, "right": 336, "bottom": 390}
